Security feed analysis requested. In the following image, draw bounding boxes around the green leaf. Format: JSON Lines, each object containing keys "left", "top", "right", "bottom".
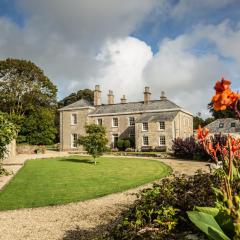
{"left": 187, "top": 211, "right": 231, "bottom": 240}
{"left": 194, "top": 207, "right": 219, "bottom": 217}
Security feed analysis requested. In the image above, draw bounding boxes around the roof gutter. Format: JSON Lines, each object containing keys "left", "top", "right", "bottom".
{"left": 58, "top": 106, "right": 95, "bottom": 112}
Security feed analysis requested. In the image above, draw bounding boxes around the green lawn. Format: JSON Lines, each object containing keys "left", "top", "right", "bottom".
{"left": 0, "top": 156, "right": 171, "bottom": 210}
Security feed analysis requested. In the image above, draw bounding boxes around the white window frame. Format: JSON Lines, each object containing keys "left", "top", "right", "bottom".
{"left": 142, "top": 136, "right": 149, "bottom": 146}
{"left": 159, "top": 136, "right": 166, "bottom": 146}
{"left": 142, "top": 122, "right": 148, "bottom": 131}
{"left": 159, "top": 121, "right": 165, "bottom": 130}
{"left": 112, "top": 117, "right": 119, "bottom": 127}
{"left": 97, "top": 118, "right": 103, "bottom": 126}
{"left": 129, "top": 117, "right": 135, "bottom": 126}
{"left": 71, "top": 133, "right": 78, "bottom": 148}
{"left": 219, "top": 123, "right": 224, "bottom": 128}
{"left": 71, "top": 113, "right": 77, "bottom": 125}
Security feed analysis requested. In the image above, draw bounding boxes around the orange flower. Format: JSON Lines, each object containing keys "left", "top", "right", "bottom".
{"left": 197, "top": 126, "right": 209, "bottom": 141}
{"left": 212, "top": 77, "right": 239, "bottom": 111}
{"left": 214, "top": 77, "right": 231, "bottom": 93}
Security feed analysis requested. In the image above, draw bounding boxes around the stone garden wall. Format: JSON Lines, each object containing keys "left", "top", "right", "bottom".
{"left": 3, "top": 139, "right": 16, "bottom": 163}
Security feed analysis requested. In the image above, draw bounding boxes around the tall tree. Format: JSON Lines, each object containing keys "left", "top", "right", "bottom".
{"left": 0, "top": 58, "right": 57, "bottom": 116}
{"left": 78, "top": 124, "right": 108, "bottom": 165}
{"left": 0, "top": 58, "right": 58, "bottom": 144}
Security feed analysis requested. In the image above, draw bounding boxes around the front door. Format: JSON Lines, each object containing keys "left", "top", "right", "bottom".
{"left": 112, "top": 134, "right": 119, "bottom": 148}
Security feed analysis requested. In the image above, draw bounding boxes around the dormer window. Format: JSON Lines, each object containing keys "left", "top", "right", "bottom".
{"left": 231, "top": 122, "right": 236, "bottom": 128}
{"left": 219, "top": 123, "right": 224, "bottom": 128}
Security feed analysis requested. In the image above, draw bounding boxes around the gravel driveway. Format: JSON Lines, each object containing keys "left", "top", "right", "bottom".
{"left": 0, "top": 156, "right": 209, "bottom": 240}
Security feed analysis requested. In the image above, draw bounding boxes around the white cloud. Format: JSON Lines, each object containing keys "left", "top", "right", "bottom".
{"left": 142, "top": 21, "right": 240, "bottom": 117}
{"left": 94, "top": 37, "right": 153, "bottom": 103}
{"left": 143, "top": 42, "right": 226, "bottom": 117}
{"left": 0, "top": 0, "right": 161, "bottom": 97}
{"left": 0, "top": 1, "right": 240, "bottom": 118}
{"left": 18, "top": 0, "right": 160, "bottom": 49}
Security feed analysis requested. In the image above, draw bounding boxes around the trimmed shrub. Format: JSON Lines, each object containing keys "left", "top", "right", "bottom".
{"left": 117, "top": 139, "right": 132, "bottom": 151}
{"left": 117, "top": 139, "right": 125, "bottom": 151}
{"left": 123, "top": 140, "right": 131, "bottom": 149}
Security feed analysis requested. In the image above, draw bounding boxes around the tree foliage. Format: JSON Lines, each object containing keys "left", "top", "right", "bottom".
{"left": 0, "top": 58, "right": 58, "bottom": 144}
{"left": 193, "top": 115, "right": 215, "bottom": 129}
{"left": 58, "top": 89, "right": 93, "bottom": 107}
{"left": 0, "top": 112, "right": 17, "bottom": 160}
{"left": 0, "top": 112, "right": 17, "bottom": 175}
{"left": 17, "top": 108, "right": 57, "bottom": 145}
{"left": 78, "top": 124, "right": 108, "bottom": 164}
{"left": 208, "top": 102, "right": 236, "bottom": 119}
{"left": 0, "top": 58, "right": 57, "bottom": 116}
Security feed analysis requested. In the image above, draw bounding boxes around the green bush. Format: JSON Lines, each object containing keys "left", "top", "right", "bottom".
{"left": 117, "top": 139, "right": 125, "bottom": 151}
{"left": 123, "top": 140, "right": 131, "bottom": 150}
{"left": 117, "top": 139, "right": 131, "bottom": 151}
{"left": 71, "top": 171, "right": 224, "bottom": 240}
{"left": 108, "top": 171, "right": 223, "bottom": 239}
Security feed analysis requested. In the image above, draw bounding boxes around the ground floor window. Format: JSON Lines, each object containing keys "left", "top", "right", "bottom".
{"left": 159, "top": 136, "right": 166, "bottom": 146}
{"left": 142, "top": 136, "right": 149, "bottom": 146}
{"left": 71, "top": 133, "right": 78, "bottom": 148}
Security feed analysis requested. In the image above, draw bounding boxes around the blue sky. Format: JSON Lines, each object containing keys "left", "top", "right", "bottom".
{"left": 0, "top": 0, "right": 239, "bottom": 117}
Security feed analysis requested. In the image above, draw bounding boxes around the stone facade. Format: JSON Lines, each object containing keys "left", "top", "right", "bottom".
{"left": 59, "top": 86, "right": 193, "bottom": 152}
{"left": 205, "top": 118, "right": 240, "bottom": 138}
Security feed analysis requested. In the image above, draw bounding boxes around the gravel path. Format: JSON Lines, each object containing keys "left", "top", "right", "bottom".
{"left": 0, "top": 154, "right": 209, "bottom": 240}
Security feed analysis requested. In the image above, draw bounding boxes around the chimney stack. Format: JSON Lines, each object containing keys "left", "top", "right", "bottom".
{"left": 108, "top": 90, "right": 114, "bottom": 104}
{"left": 94, "top": 85, "right": 101, "bottom": 106}
{"left": 160, "top": 91, "right": 167, "bottom": 100}
{"left": 144, "top": 86, "right": 151, "bottom": 103}
{"left": 120, "top": 95, "right": 127, "bottom": 104}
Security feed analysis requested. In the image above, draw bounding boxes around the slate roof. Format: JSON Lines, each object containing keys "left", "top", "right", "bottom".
{"left": 135, "top": 111, "right": 178, "bottom": 123}
{"left": 59, "top": 99, "right": 93, "bottom": 110}
{"left": 205, "top": 118, "right": 240, "bottom": 133}
{"left": 90, "top": 99, "right": 181, "bottom": 115}
{"left": 58, "top": 98, "right": 186, "bottom": 116}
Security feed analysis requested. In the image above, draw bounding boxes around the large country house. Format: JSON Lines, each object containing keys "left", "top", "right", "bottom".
{"left": 59, "top": 86, "right": 193, "bottom": 151}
